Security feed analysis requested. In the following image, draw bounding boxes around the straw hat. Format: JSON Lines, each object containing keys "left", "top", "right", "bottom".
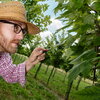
{"left": 0, "top": 1, "right": 40, "bottom": 34}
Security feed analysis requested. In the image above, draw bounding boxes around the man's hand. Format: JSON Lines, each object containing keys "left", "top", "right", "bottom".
{"left": 25, "top": 47, "right": 48, "bottom": 73}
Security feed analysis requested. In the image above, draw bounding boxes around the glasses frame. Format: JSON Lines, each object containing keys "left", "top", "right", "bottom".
{"left": 0, "top": 20, "right": 27, "bottom": 35}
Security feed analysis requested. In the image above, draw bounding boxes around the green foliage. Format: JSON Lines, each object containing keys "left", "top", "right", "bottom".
{"left": 74, "top": 85, "right": 100, "bottom": 100}
{"left": 54, "top": 0, "right": 100, "bottom": 40}
{"left": 68, "top": 49, "right": 97, "bottom": 84}
{"left": 68, "top": 60, "right": 92, "bottom": 84}
{"left": 42, "top": 32, "right": 75, "bottom": 70}
{"left": 83, "top": 14, "right": 95, "bottom": 25}
{"left": 54, "top": 0, "right": 100, "bottom": 88}
{"left": 70, "top": 49, "right": 96, "bottom": 65}
{"left": 18, "top": 0, "right": 51, "bottom": 31}
{"left": 11, "top": 53, "right": 28, "bottom": 64}
{"left": 91, "top": 2, "right": 100, "bottom": 12}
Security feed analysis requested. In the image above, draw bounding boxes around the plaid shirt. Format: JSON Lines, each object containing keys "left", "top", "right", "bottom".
{"left": 0, "top": 52, "right": 26, "bottom": 86}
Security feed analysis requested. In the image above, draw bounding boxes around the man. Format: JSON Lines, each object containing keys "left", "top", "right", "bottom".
{"left": 0, "top": 1, "right": 47, "bottom": 86}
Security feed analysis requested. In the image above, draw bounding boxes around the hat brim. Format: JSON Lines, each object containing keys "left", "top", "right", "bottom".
{"left": 26, "top": 21, "right": 40, "bottom": 34}
{"left": 0, "top": 17, "right": 40, "bottom": 34}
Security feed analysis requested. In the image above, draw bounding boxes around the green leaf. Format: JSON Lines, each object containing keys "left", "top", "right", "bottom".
{"left": 68, "top": 60, "right": 92, "bottom": 84}
{"left": 71, "top": 0, "right": 84, "bottom": 9}
{"left": 93, "top": 36, "right": 100, "bottom": 46}
{"left": 70, "top": 49, "right": 96, "bottom": 65}
{"left": 97, "top": 62, "right": 100, "bottom": 67}
{"left": 83, "top": 14, "right": 95, "bottom": 25}
{"left": 65, "top": 48, "right": 73, "bottom": 59}
{"left": 75, "top": 86, "right": 100, "bottom": 100}
{"left": 91, "top": 2, "right": 100, "bottom": 12}
{"left": 92, "top": 57, "right": 100, "bottom": 62}
{"left": 64, "top": 34, "right": 76, "bottom": 48}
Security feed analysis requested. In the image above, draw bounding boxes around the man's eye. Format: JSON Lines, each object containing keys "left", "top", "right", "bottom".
{"left": 14, "top": 25, "right": 20, "bottom": 33}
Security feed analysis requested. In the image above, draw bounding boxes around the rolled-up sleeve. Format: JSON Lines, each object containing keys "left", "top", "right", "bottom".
{"left": 0, "top": 53, "right": 26, "bottom": 86}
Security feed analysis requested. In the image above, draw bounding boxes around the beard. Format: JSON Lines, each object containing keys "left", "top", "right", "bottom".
{"left": 0, "top": 37, "right": 19, "bottom": 54}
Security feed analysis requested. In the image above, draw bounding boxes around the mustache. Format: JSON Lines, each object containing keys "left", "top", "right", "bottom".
{"left": 11, "top": 40, "right": 21, "bottom": 45}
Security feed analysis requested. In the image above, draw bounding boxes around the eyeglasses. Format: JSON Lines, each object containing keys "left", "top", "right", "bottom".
{"left": 0, "top": 20, "right": 27, "bottom": 35}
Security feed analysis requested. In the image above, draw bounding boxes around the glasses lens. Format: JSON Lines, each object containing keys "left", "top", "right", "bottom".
{"left": 14, "top": 24, "right": 21, "bottom": 34}
{"left": 22, "top": 29, "right": 27, "bottom": 35}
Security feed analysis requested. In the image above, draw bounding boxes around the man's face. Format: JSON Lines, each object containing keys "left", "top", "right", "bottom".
{"left": 0, "top": 20, "right": 26, "bottom": 53}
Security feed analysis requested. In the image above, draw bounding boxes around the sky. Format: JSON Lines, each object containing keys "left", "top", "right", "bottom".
{"left": 39, "top": 0, "right": 60, "bottom": 18}
{"left": 39, "top": 0, "right": 64, "bottom": 40}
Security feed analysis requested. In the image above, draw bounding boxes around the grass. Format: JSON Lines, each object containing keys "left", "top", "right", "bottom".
{"left": 0, "top": 63, "right": 96, "bottom": 100}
